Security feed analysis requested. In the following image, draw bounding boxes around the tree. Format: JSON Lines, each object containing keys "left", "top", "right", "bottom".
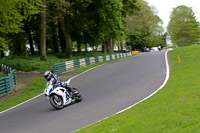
{"left": 81, "top": 0, "right": 129, "bottom": 53}
{"left": 168, "top": 5, "right": 200, "bottom": 47}
{"left": 53, "top": 0, "right": 72, "bottom": 57}
{"left": 69, "top": 0, "right": 92, "bottom": 53}
{"left": 126, "top": 0, "right": 164, "bottom": 50}
{"left": 122, "top": 0, "right": 138, "bottom": 16}
{"left": 0, "top": 0, "right": 140, "bottom": 58}
{"left": 0, "top": 0, "right": 41, "bottom": 56}
{"left": 0, "top": 0, "right": 23, "bottom": 34}
{"left": 0, "top": 0, "right": 24, "bottom": 56}
{"left": 40, "top": 0, "right": 47, "bottom": 60}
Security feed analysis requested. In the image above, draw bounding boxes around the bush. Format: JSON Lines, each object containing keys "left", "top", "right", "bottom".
{"left": 0, "top": 52, "right": 117, "bottom": 73}
{"left": 0, "top": 72, "right": 6, "bottom": 78}
{"left": 55, "top": 53, "right": 67, "bottom": 59}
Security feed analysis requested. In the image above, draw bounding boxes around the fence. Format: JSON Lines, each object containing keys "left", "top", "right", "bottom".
{"left": 53, "top": 52, "right": 132, "bottom": 74}
{"left": 0, "top": 64, "right": 17, "bottom": 97}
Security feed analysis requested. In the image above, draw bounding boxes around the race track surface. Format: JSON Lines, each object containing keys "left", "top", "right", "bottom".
{"left": 0, "top": 50, "right": 168, "bottom": 133}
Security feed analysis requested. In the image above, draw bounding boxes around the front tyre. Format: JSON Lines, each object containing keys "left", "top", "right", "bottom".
{"left": 49, "top": 94, "right": 64, "bottom": 110}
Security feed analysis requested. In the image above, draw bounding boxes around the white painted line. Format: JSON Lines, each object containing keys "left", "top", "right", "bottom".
{"left": 69, "top": 64, "right": 106, "bottom": 81}
{"left": 116, "top": 50, "right": 169, "bottom": 114}
{"left": 0, "top": 93, "right": 43, "bottom": 115}
{"left": 73, "top": 50, "right": 170, "bottom": 132}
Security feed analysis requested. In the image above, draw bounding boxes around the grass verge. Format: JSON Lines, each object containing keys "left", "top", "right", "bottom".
{"left": 76, "top": 45, "right": 200, "bottom": 133}
{"left": 0, "top": 77, "right": 45, "bottom": 112}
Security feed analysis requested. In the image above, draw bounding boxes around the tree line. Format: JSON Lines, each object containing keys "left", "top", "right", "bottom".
{"left": 126, "top": 0, "right": 166, "bottom": 50}
{"left": 0, "top": 0, "right": 167, "bottom": 60}
{"left": 168, "top": 5, "right": 200, "bottom": 47}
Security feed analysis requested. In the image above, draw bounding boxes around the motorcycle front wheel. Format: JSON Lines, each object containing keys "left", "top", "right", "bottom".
{"left": 49, "top": 94, "right": 64, "bottom": 110}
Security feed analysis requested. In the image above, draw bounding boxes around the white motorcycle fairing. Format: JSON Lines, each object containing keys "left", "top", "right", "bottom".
{"left": 44, "top": 81, "right": 72, "bottom": 106}
{"left": 44, "top": 78, "right": 82, "bottom": 110}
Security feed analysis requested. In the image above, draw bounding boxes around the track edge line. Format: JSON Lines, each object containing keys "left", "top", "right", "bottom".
{"left": 73, "top": 50, "right": 170, "bottom": 132}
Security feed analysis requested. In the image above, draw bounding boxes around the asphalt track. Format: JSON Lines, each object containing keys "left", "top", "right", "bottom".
{"left": 0, "top": 50, "right": 168, "bottom": 133}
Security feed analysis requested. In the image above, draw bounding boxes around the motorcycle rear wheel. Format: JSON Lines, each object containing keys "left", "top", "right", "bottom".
{"left": 72, "top": 88, "right": 82, "bottom": 102}
{"left": 49, "top": 94, "right": 64, "bottom": 110}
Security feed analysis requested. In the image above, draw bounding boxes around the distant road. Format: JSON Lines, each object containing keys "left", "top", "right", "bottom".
{"left": 0, "top": 50, "right": 168, "bottom": 133}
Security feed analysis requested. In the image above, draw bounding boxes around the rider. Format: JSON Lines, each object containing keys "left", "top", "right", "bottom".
{"left": 157, "top": 45, "right": 161, "bottom": 51}
{"left": 44, "top": 71, "right": 76, "bottom": 96}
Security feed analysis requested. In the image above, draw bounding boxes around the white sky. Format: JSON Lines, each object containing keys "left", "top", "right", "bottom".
{"left": 145, "top": 0, "right": 200, "bottom": 30}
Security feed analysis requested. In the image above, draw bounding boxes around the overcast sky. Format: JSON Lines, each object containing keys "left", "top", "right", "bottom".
{"left": 145, "top": 0, "right": 200, "bottom": 30}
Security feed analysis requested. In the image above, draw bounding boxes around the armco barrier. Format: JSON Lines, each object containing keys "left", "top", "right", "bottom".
{"left": 53, "top": 52, "right": 132, "bottom": 74}
{"left": 0, "top": 64, "right": 17, "bottom": 97}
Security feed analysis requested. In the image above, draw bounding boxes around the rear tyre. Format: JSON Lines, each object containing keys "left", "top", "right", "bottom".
{"left": 49, "top": 94, "right": 64, "bottom": 110}
{"left": 72, "top": 88, "right": 82, "bottom": 102}
{"left": 75, "top": 94, "right": 82, "bottom": 102}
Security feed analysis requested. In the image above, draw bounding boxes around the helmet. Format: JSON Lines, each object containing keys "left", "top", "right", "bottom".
{"left": 44, "top": 71, "right": 52, "bottom": 81}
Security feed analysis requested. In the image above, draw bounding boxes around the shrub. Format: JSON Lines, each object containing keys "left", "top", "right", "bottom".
{"left": 0, "top": 52, "right": 117, "bottom": 73}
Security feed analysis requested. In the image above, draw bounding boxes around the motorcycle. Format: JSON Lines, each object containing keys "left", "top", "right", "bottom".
{"left": 44, "top": 79, "right": 82, "bottom": 110}
{"left": 158, "top": 46, "right": 161, "bottom": 51}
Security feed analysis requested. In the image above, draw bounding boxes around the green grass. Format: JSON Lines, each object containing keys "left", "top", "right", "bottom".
{"left": 0, "top": 72, "right": 6, "bottom": 78}
{"left": 0, "top": 77, "right": 46, "bottom": 112}
{"left": 163, "top": 46, "right": 177, "bottom": 49}
{"left": 0, "top": 52, "right": 117, "bottom": 73}
{"left": 76, "top": 45, "right": 200, "bottom": 133}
